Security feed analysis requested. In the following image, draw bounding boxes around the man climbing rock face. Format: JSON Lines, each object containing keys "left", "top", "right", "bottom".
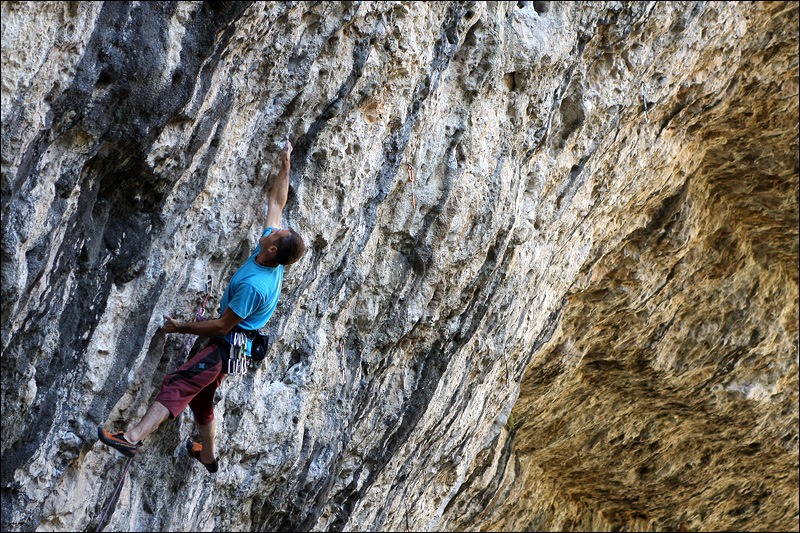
{"left": 98, "top": 140, "right": 305, "bottom": 473}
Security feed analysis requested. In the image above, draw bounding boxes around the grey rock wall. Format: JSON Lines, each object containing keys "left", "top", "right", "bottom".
{"left": 1, "top": 2, "right": 797, "bottom": 532}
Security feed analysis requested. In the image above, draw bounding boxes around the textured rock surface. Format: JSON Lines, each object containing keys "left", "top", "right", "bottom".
{"left": 1, "top": 2, "right": 797, "bottom": 532}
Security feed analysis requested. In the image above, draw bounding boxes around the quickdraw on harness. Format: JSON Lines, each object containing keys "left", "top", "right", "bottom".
{"left": 228, "top": 331, "right": 250, "bottom": 376}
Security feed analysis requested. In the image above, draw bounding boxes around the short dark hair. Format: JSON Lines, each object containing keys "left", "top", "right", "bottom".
{"left": 275, "top": 228, "right": 306, "bottom": 265}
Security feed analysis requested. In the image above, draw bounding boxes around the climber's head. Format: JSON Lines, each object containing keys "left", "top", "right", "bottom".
{"left": 260, "top": 228, "right": 306, "bottom": 266}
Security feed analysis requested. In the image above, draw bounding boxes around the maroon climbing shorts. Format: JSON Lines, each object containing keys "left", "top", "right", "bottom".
{"left": 155, "top": 340, "right": 227, "bottom": 425}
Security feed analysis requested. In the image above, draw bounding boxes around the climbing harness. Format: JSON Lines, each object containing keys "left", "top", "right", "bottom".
{"left": 228, "top": 332, "right": 249, "bottom": 375}
{"left": 406, "top": 163, "right": 416, "bottom": 209}
{"left": 93, "top": 456, "right": 134, "bottom": 532}
{"left": 640, "top": 81, "right": 650, "bottom": 123}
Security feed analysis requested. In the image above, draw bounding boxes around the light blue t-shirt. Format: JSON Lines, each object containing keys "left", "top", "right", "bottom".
{"left": 219, "top": 227, "right": 284, "bottom": 336}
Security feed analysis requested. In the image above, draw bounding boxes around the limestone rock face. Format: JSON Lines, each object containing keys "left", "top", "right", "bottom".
{"left": 1, "top": 2, "right": 797, "bottom": 532}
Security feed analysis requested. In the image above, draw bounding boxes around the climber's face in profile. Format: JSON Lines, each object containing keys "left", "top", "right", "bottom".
{"left": 258, "top": 228, "right": 306, "bottom": 266}
{"left": 259, "top": 228, "right": 291, "bottom": 253}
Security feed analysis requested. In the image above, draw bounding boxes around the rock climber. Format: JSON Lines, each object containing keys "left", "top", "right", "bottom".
{"left": 97, "top": 140, "right": 306, "bottom": 473}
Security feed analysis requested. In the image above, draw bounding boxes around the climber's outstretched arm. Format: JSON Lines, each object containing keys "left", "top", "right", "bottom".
{"left": 161, "top": 307, "right": 242, "bottom": 337}
{"left": 266, "top": 140, "right": 292, "bottom": 229}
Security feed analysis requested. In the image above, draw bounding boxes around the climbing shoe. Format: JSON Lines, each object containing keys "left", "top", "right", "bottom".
{"left": 186, "top": 440, "right": 219, "bottom": 474}
{"left": 97, "top": 427, "right": 141, "bottom": 458}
